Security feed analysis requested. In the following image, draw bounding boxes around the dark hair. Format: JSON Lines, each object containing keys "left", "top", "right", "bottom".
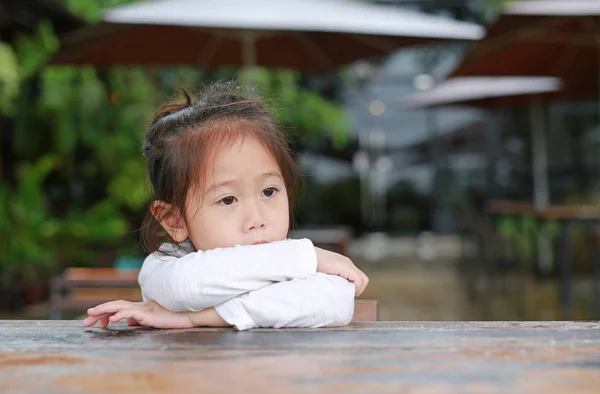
{"left": 140, "top": 80, "right": 301, "bottom": 253}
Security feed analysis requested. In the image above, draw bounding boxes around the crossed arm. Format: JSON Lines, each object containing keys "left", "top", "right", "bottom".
{"left": 84, "top": 239, "right": 367, "bottom": 330}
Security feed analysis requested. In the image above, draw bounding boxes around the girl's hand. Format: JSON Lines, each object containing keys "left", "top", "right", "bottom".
{"left": 83, "top": 300, "right": 194, "bottom": 329}
{"left": 315, "top": 248, "right": 369, "bottom": 296}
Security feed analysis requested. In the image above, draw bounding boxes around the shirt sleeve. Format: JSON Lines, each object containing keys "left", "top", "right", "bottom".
{"left": 138, "top": 238, "right": 318, "bottom": 312}
{"left": 214, "top": 273, "right": 356, "bottom": 331}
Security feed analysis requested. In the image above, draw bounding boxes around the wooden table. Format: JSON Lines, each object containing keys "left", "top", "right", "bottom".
{"left": 1, "top": 321, "right": 599, "bottom": 393}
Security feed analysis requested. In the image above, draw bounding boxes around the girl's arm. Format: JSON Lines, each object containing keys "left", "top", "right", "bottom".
{"left": 212, "top": 273, "right": 355, "bottom": 330}
{"left": 85, "top": 274, "right": 355, "bottom": 330}
{"left": 139, "top": 238, "right": 318, "bottom": 312}
{"left": 84, "top": 300, "right": 229, "bottom": 329}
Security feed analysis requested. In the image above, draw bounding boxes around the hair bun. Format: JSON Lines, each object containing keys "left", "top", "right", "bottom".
{"left": 153, "top": 86, "right": 193, "bottom": 120}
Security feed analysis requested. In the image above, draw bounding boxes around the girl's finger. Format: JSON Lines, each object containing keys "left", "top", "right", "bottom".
{"left": 128, "top": 318, "right": 140, "bottom": 327}
{"left": 353, "top": 274, "right": 364, "bottom": 296}
{"left": 87, "top": 300, "right": 139, "bottom": 316}
{"left": 83, "top": 313, "right": 114, "bottom": 327}
{"left": 356, "top": 271, "right": 369, "bottom": 296}
{"left": 98, "top": 317, "right": 110, "bottom": 329}
{"left": 359, "top": 272, "right": 367, "bottom": 295}
{"left": 356, "top": 275, "right": 366, "bottom": 297}
{"left": 109, "top": 308, "right": 144, "bottom": 324}
{"left": 108, "top": 310, "right": 131, "bottom": 324}
{"left": 342, "top": 270, "right": 360, "bottom": 295}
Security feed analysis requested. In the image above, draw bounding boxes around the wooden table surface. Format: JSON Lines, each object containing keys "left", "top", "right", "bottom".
{"left": 1, "top": 321, "right": 599, "bottom": 393}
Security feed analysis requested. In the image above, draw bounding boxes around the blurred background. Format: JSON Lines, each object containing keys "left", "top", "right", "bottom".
{"left": 1, "top": 0, "right": 599, "bottom": 322}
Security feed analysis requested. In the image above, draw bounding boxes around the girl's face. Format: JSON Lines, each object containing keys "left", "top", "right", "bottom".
{"left": 181, "top": 136, "right": 290, "bottom": 251}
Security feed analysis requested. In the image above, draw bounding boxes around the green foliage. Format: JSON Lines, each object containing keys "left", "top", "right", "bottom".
{"left": 59, "top": 0, "right": 141, "bottom": 22}
{"left": 0, "top": 155, "right": 61, "bottom": 283}
{"left": 36, "top": 66, "right": 159, "bottom": 212}
{"left": 0, "top": 20, "right": 58, "bottom": 115}
{"left": 483, "top": 0, "right": 533, "bottom": 12}
{"left": 484, "top": 0, "right": 519, "bottom": 8}
{"left": 496, "top": 215, "right": 560, "bottom": 266}
{"left": 56, "top": 200, "right": 129, "bottom": 265}
{"left": 14, "top": 21, "right": 59, "bottom": 80}
{"left": 0, "top": 42, "right": 19, "bottom": 113}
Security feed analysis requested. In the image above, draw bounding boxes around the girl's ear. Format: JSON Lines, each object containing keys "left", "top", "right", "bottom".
{"left": 150, "top": 201, "right": 189, "bottom": 243}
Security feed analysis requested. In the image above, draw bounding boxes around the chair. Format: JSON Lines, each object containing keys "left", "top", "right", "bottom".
{"left": 353, "top": 299, "right": 379, "bottom": 321}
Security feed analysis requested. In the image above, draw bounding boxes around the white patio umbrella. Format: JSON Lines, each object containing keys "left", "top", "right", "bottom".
{"left": 52, "top": 0, "right": 484, "bottom": 70}
{"left": 401, "top": 77, "right": 562, "bottom": 110}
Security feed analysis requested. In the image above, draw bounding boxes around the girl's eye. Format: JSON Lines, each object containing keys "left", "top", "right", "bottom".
{"left": 261, "top": 187, "right": 278, "bottom": 198}
{"left": 219, "top": 196, "right": 237, "bottom": 206}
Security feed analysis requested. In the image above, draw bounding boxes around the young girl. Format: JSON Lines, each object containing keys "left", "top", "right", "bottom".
{"left": 83, "top": 81, "right": 369, "bottom": 331}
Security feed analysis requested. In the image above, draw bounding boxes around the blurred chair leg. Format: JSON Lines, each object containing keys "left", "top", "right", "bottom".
{"left": 49, "top": 277, "right": 62, "bottom": 320}
{"left": 49, "top": 309, "right": 61, "bottom": 320}
{"left": 591, "top": 229, "right": 600, "bottom": 320}
{"left": 515, "top": 236, "right": 527, "bottom": 321}
{"left": 481, "top": 237, "right": 494, "bottom": 320}
{"left": 559, "top": 221, "right": 573, "bottom": 320}
{"left": 465, "top": 234, "right": 480, "bottom": 305}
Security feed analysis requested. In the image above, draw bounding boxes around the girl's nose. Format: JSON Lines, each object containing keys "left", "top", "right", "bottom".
{"left": 244, "top": 202, "right": 266, "bottom": 232}
{"left": 247, "top": 222, "right": 265, "bottom": 232}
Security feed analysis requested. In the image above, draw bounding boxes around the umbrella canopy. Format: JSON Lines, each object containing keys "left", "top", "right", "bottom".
{"left": 399, "top": 77, "right": 563, "bottom": 109}
{"left": 52, "top": 0, "right": 483, "bottom": 71}
{"left": 450, "top": 0, "right": 600, "bottom": 99}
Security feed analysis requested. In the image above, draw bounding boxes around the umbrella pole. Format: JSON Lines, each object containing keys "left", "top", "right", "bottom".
{"left": 531, "top": 98, "right": 549, "bottom": 208}
{"left": 241, "top": 31, "right": 258, "bottom": 86}
{"left": 596, "top": 20, "right": 600, "bottom": 141}
{"left": 530, "top": 97, "right": 553, "bottom": 274}
{"left": 485, "top": 110, "right": 502, "bottom": 200}
{"left": 242, "top": 31, "right": 257, "bottom": 66}
{"left": 597, "top": 30, "right": 600, "bottom": 153}
{"left": 426, "top": 108, "right": 437, "bottom": 232}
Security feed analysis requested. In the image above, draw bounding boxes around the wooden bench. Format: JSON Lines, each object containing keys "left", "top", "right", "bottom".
{"left": 352, "top": 299, "right": 378, "bottom": 321}
{"left": 49, "top": 268, "right": 141, "bottom": 319}
{"left": 289, "top": 227, "right": 352, "bottom": 255}
{"left": 50, "top": 268, "right": 378, "bottom": 321}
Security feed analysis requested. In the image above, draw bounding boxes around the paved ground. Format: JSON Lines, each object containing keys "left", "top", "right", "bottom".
{"left": 355, "top": 258, "right": 598, "bottom": 322}
{"left": 357, "top": 260, "right": 477, "bottom": 321}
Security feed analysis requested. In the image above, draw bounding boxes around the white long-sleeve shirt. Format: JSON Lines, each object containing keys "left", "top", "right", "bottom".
{"left": 138, "top": 238, "right": 355, "bottom": 330}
